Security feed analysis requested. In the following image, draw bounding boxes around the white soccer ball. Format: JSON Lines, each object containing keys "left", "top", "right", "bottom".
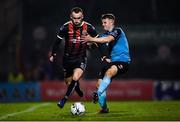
{"left": 70, "top": 102, "right": 86, "bottom": 116}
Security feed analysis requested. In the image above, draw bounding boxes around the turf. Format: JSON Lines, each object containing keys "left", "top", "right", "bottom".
{"left": 0, "top": 101, "right": 180, "bottom": 121}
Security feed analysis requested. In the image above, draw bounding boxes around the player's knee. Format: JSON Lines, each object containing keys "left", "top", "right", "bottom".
{"left": 105, "top": 71, "right": 113, "bottom": 78}
{"left": 72, "top": 68, "right": 83, "bottom": 81}
{"left": 72, "top": 75, "right": 80, "bottom": 81}
{"left": 105, "top": 66, "right": 118, "bottom": 77}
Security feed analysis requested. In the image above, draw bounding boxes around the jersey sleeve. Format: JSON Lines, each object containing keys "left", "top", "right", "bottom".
{"left": 51, "top": 25, "right": 66, "bottom": 55}
{"left": 87, "top": 24, "right": 98, "bottom": 37}
{"left": 57, "top": 25, "right": 66, "bottom": 39}
{"left": 108, "top": 28, "right": 121, "bottom": 40}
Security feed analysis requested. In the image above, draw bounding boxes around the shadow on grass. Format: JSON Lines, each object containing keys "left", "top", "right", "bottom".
{"left": 53, "top": 110, "right": 134, "bottom": 121}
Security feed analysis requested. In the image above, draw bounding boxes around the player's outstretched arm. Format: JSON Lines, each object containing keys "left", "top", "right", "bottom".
{"left": 82, "top": 34, "right": 114, "bottom": 43}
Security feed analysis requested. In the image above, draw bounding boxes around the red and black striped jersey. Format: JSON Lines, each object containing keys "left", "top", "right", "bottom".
{"left": 57, "top": 21, "right": 97, "bottom": 59}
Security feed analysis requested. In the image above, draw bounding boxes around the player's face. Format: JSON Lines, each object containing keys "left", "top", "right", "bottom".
{"left": 102, "top": 18, "right": 114, "bottom": 31}
{"left": 71, "top": 12, "right": 83, "bottom": 27}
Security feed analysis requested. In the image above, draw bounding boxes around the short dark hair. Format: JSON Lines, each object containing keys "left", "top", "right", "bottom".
{"left": 71, "top": 7, "right": 83, "bottom": 14}
{"left": 101, "top": 13, "right": 115, "bottom": 20}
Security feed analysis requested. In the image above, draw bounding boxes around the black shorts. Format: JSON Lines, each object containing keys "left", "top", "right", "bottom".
{"left": 63, "top": 56, "right": 87, "bottom": 78}
{"left": 98, "top": 61, "right": 129, "bottom": 79}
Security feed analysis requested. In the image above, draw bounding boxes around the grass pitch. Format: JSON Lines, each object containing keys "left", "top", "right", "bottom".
{"left": 0, "top": 101, "right": 180, "bottom": 121}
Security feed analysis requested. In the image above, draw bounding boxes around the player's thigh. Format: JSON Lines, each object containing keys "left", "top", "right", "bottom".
{"left": 72, "top": 58, "right": 87, "bottom": 81}
{"left": 105, "top": 65, "right": 118, "bottom": 78}
{"left": 72, "top": 68, "right": 84, "bottom": 81}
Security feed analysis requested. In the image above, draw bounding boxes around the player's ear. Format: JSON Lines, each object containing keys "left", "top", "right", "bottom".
{"left": 111, "top": 19, "right": 115, "bottom": 25}
{"left": 70, "top": 15, "right": 73, "bottom": 19}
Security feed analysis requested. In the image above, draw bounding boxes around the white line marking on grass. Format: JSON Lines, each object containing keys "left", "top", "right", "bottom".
{"left": 0, "top": 103, "right": 49, "bottom": 120}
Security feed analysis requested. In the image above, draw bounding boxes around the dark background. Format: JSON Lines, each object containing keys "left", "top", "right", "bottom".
{"left": 0, "top": 0, "right": 180, "bottom": 82}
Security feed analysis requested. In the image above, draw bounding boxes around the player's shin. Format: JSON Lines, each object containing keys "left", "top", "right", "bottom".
{"left": 97, "top": 76, "right": 111, "bottom": 95}
{"left": 57, "top": 80, "right": 78, "bottom": 108}
{"left": 65, "top": 80, "right": 77, "bottom": 98}
{"left": 57, "top": 80, "right": 77, "bottom": 108}
{"left": 98, "top": 91, "right": 107, "bottom": 109}
{"left": 75, "top": 81, "right": 83, "bottom": 97}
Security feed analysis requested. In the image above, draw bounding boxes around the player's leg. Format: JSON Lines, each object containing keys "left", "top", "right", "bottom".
{"left": 65, "top": 77, "right": 84, "bottom": 97}
{"left": 64, "top": 75, "right": 83, "bottom": 97}
{"left": 58, "top": 68, "right": 84, "bottom": 108}
{"left": 62, "top": 68, "right": 83, "bottom": 101}
{"left": 92, "top": 64, "right": 108, "bottom": 103}
{"left": 74, "top": 58, "right": 87, "bottom": 97}
{"left": 64, "top": 68, "right": 83, "bottom": 98}
{"left": 57, "top": 68, "right": 73, "bottom": 108}
{"left": 98, "top": 62, "right": 129, "bottom": 94}
{"left": 97, "top": 62, "right": 129, "bottom": 112}
{"left": 75, "top": 80, "right": 83, "bottom": 97}
{"left": 97, "top": 65, "right": 118, "bottom": 95}
{"left": 73, "top": 68, "right": 84, "bottom": 97}
{"left": 92, "top": 79, "right": 101, "bottom": 103}
{"left": 93, "top": 79, "right": 108, "bottom": 113}
{"left": 98, "top": 91, "right": 109, "bottom": 113}
{"left": 98, "top": 62, "right": 129, "bottom": 95}
{"left": 97, "top": 79, "right": 109, "bottom": 113}
{"left": 94, "top": 65, "right": 117, "bottom": 113}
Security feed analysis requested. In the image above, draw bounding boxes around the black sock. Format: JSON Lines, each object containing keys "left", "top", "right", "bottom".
{"left": 64, "top": 80, "right": 77, "bottom": 99}
{"left": 75, "top": 81, "right": 83, "bottom": 97}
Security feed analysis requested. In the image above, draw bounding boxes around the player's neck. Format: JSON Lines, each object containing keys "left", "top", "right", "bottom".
{"left": 71, "top": 21, "right": 84, "bottom": 27}
{"left": 108, "top": 25, "right": 114, "bottom": 32}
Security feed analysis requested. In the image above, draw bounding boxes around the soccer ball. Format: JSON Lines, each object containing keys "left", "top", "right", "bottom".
{"left": 70, "top": 102, "right": 86, "bottom": 116}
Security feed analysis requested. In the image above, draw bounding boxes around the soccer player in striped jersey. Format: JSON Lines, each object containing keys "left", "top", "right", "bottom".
{"left": 49, "top": 7, "right": 97, "bottom": 108}
{"left": 82, "top": 13, "right": 131, "bottom": 113}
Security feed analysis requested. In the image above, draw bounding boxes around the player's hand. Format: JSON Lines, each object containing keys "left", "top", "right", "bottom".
{"left": 81, "top": 34, "right": 93, "bottom": 42}
{"left": 49, "top": 53, "right": 56, "bottom": 62}
{"left": 101, "top": 56, "right": 111, "bottom": 63}
{"left": 49, "top": 56, "right": 54, "bottom": 62}
{"left": 104, "top": 58, "right": 111, "bottom": 63}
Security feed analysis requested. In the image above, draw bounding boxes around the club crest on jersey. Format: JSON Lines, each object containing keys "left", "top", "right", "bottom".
{"left": 70, "top": 39, "right": 77, "bottom": 43}
{"left": 70, "top": 37, "right": 84, "bottom": 43}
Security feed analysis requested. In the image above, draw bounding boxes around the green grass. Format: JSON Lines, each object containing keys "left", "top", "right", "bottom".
{"left": 0, "top": 101, "right": 180, "bottom": 121}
